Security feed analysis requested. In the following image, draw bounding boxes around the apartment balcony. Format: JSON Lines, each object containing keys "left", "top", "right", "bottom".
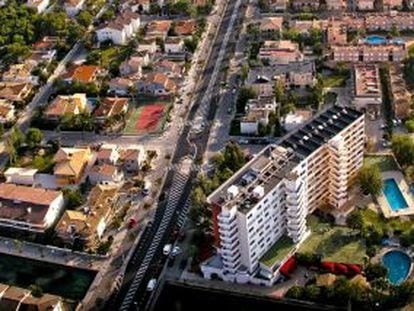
{"left": 221, "top": 234, "right": 238, "bottom": 246}
{"left": 286, "top": 206, "right": 305, "bottom": 218}
{"left": 218, "top": 212, "right": 235, "bottom": 223}
{"left": 218, "top": 220, "right": 237, "bottom": 231}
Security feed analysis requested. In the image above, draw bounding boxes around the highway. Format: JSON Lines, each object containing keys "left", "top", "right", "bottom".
{"left": 110, "top": 0, "right": 247, "bottom": 310}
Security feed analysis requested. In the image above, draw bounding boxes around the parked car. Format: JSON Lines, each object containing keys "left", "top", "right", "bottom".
{"left": 172, "top": 246, "right": 181, "bottom": 257}
{"left": 146, "top": 279, "right": 157, "bottom": 291}
{"left": 163, "top": 244, "right": 172, "bottom": 256}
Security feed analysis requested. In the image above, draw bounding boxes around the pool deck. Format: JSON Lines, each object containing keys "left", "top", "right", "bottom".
{"left": 378, "top": 171, "right": 414, "bottom": 218}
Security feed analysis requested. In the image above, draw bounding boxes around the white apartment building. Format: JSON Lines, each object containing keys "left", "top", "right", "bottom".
{"left": 202, "top": 106, "right": 365, "bottom": 286}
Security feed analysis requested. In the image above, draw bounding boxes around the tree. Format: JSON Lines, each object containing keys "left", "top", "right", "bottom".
{"left": 304, "top": 285, "right": 321, "bottom": 301}
{"left": 285, "top": 286, "right": 304, "bottom": 299}
{"left": 365, "top": 263, "right": 387, "bottom": 281}
{"left": 392, "top": 134, "right": 414, "bottom": 167}
{"left": 63, "top": 189, "right": 84, "bottom": 209}
{"left": 346, "top": 210, "right": 364, "bottom": 232}
{"left": 29, "top": 284, "right": 43, "bottom": 298}
{"left": 405, "top": 119, "right": 414, "bottom": 133}
{"left": 76, "top": 11, "right": 93, "bottom": 27}
{"left": 358, "top": 164, "right": 383, "bottom": 196}
{"left": 26, "top": 127, "right": 43, "bottom": 149}
{"left": 236, "top": 87, "right": 256, "bottom": 113}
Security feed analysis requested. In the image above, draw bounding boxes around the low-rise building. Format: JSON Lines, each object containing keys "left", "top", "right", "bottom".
{"left": 93, "top": 97, "right": 129, "bottom": 124}
{"left": 61, "top": 65, "right": 103, "bottom": 84}
{"left": 389, "top": 65, "right": 411, "bottom": 119}
{"left": 383, "top": 0, "right": 403, "bottom": 10}
{"left": 44, "top": 93, "right": 87, "bottom": 121}
{"left": 0, "top": 283, "right": 67, "bottom": 310}
{"left": 55, "top": 185, "right": 118, "bottom": 246}
{"left": 0, "top": 183, "right": 64, "bottom": 232}
{"left": 165, "top": 37, "right": 185, "bottom": 54}
{"left": 332, "top": 43, "right": 407, "bottom": 62}
{"left": 259, "top": 17, "right": 283, "bottom": 39}
{"left": 120, "top": 147, "right": 144, "bottom": 172}
{"left": 356, "top": 0, "right": 375, "bottom": 10}
{"left": 291, "top": 0, "right": 320, "bottom": 10}
{"left": 108, "top": 77, "right": 135, "bottom": 96}
{"left": 53, "top": 147, "right": 91, "bottom": 186}
{"left": 120, "top": 54, "right": 149, "bottom": 77}
{"left": 96, "top": 10, "right": 140, "bottom": 45}
{"left": 137, "top": 73, "right": 176, "bottom": 96}
{"left": 325, "top": 0, "right": 346, "bottom": 10}
{"left": 0, "top": 100, "right": 15, "bottom": 124}
{"left": 145, "top": 20, "right": 171, "bottom": 39}
{"left": 240, "top": 97, "right": 278, "bottom": 135}
{"left": 259, "top": 40, "right": 303, "bottom": 65}
{"left": 326, "top": 22, "right": 347, "bottom": 45}
{"left": 353, "top": 64, "right": 382, "bottom": 116}
{"left": 96, "top": 145, "right": 120, "bottom": 165}
{"left": 64, "top": 0, "right": 86, "bottom": 17}
{"left": 26, "top": 0, "right": 50, "bottom": 13}
{"left": 89, "top": 164, "right": 124, "bottom": 185}
{"left": 173, "top": 19, "right": 197, "bottom": 36}
{"left": 2, "top": 62, "right": 38, "bottom": 85}
{"left": 4, "top": 167, "right": 38, "bottom": 185}
{"left": 0, "top": 82, "right": 33, "bottom": 103}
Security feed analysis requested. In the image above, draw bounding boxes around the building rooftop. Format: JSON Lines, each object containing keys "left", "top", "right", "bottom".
{"left": 279, "top": 106, "right": 363, "bottom": 158}
{"left": 353, "top": 64, "right": 381, "bottom": 98}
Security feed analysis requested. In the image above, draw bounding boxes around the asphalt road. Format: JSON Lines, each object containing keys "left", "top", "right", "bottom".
{"left": 109, "top": 1, "right": 248, "bottom": 310}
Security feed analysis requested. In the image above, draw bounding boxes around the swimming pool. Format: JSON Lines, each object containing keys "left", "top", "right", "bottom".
{"left": 382, "top": 250, "right": 412, "bottom": 285}
{"left": 383, "top": 178, "right": 408, "bottom": 211}
{"left": 364, "top": 35, "right": 387, "bottom": 45}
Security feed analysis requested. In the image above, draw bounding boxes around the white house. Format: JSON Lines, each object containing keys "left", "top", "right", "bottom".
{"left": 64, "top": 0, "right": 86, "bottom": 17}
{"left": 0, "top": 183, "right": 65, "bottom": 232}
{"left": 0, "top": 100, "right": 15, "bottom": 124}
{"left": 96, "top": 11, "right": 140, "bottom": 45}
{"left": 88, "top": 164, "right": 124, "bottom": 185}
{"left": 120, "top": 147, "right": 144, "bottom": 172}
{"left": 165, "top": 37, "right": 185, "bottom": 54}
{"left": 26, "top": 0, "right": 50, "bottom": 13}
{"left": 96, "top": 145, "right": 120, "bottom": 165}
{"left": 240, "top": 97, "right": 278, "bottom": 135}
{"left": 4, "top": 168, "right": 38, "bottom": 185}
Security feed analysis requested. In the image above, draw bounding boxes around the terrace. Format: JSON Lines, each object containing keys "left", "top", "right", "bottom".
{"left": 259, "top": 236, "right": 295, "bottom": 269}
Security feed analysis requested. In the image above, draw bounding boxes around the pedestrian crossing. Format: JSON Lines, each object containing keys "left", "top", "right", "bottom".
{"left": 120, "top": 163, "right": 190, "bottom": 310}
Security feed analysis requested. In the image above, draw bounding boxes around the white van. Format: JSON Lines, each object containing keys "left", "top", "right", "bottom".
{"left": 163, "top": 244, "right": 172, "bottom": 256}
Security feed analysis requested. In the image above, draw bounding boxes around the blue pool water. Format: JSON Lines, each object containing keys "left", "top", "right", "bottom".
{"left": 382, "top": 250, "right": 412, "bottom": 285}
{"left": 383, "top": 178, "right": 408, "bottom": 211}
{"left": 364, "top": 35, "right": 387, "bottom": 45}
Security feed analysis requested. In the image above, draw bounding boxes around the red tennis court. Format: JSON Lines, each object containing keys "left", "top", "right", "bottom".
{"left": 135, "top": 104, "right": 166, "bottom": 132}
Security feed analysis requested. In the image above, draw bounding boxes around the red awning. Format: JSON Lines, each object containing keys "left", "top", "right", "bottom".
{"left": 280, "top": 257, "right": 297, "bottom": 277}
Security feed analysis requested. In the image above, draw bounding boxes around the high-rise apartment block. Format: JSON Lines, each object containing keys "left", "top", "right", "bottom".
{"left": 202, "top": 106, "right": 365, "bottom": 285}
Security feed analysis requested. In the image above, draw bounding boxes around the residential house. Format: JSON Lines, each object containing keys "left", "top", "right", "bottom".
{"left": 382, "top": 0, "right": 403, "bottom": 10}
{"left": 4, "top": 167, "right": 38, "bottom": 185}
{"left": 145, "top": 20, "right": 172, "bottom": 39}
{"left": 173, "top": 19, "right": 197, "bottom": 36}
{"left": 96, "top": 145, "right": 120, "bottom": 165}
{"left": 120, "top": 147, "right": 144, "bottom": 172}
{"left": 247, "top": 61, "right": 316, "bottom": 89}
{"left": 64, "top": 0, "right": 86, "bottom": 17}
{"left": 26, "top": 0, "right": 50, "bottom": 13}
{"left": 0, "top": 284, "right": 67, "bottom": 310}
{"left": 121, "top": 0, "right": 151, "bottom": 12}
{"left": 258, "top": 40, "right": 303, "bottom": 65}
{"left": 268, "top": 0, "right": 288, "bottom": 11}
{"left": 325, "top": 0, "right": 346, "bottom": 9}
{"left": 240, "top": 97, "right": 278, "bottom": 135}
{"left": 137, "top": 73, "right": 177, "bottom": 96}
{"left": 96, "top": 10, "right": 140, "bottom": 45}
{"left": 137, "top": 38, "right": 158, "bottom": 55}
{"left": 53, "top": 147, "right": 91, "bottom": 186}
{"left": 356, "top": 0, "right": 375, "bottom": 10}
{"left": 155, "top": 59, "right": 182, "bottom": 78}
{"left": 0, "top": 100, "right": 15, "bottom": 124}
{"left": 0, "top": 183, "right": 64, "bottom": 232}
{"left": 88, "top": 164, "right": 124, "bottom": 185}
{"left": 291, "top": 0, "right": 320, "bottom": 10}
{"left": 2, "top": 62, "right": 38, "bottom": 85}
{"left": 0, "top": 82, "right": 33, "bottom": 103}
{"left": 29, "top": 37, "right": 57, "bottom": 65}
{"left": 61, "top": 65, "right": 103, "bottom": 84}
{"left": 259, "top": 17, "right": 283, "bottom": 39}
{"left": 108, "top": 77, "right": 135, "bottom": 96}
{"left": 44, "top": 93, "right": 87, "bottom": 121}
{"left": 93, "top": 97, "right": 129, "bottom": 124}
{"left": 165, "top": 37, "right": 185, "bottom": 53}
{"left": 55, "top": 185, "right": 118, "bottom": 246}
{"left": 390, "top": 65, "right": 411, "bottom": 119}
{"left": 119, "top": 53, "right": 149, "bottom": 77}
{"left": 326, "top": 21, "right": 347, "bottom": 45}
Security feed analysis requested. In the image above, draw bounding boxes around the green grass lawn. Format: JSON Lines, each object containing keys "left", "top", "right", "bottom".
{"left": 123, "top": 107, "right": 142, "bottom": 135}
{"left": 361, "top": 208, "right": 414, "bottom": 234}
{"left": 322, "top": 74, "right": 348, "bottom": 88}
{"left": 260, "top": 236, "right": 295, "bottom": 268}
{"left": 299, "top": 216, "right": 366, "bottom": 264}
{"left": 364, "top": 155, "right": 399, "bottom": 172}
